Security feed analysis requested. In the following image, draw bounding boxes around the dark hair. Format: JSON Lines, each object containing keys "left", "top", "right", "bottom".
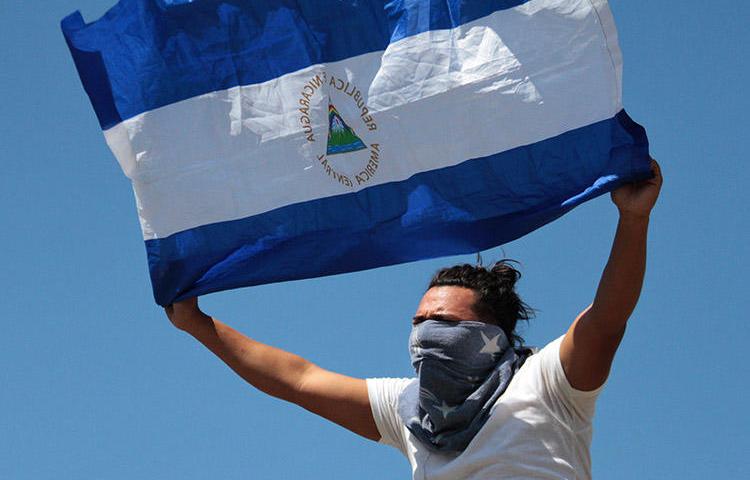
{"left": 428, "top": 260, "right": 533, "bottom": 346}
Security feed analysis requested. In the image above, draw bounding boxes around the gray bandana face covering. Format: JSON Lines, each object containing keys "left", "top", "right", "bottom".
{"left": 397, "top": 319, "right": 532, "bottom": 453}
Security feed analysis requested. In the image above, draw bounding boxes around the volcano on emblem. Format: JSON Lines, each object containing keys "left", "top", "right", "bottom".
{"left": 326, "top": 102, "right": 367, "bottom": 155}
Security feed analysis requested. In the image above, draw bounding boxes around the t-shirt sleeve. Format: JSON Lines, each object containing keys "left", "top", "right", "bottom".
{"left": 532, "top": 335, "right": 605, "bottom": 427}
{"left": 366, "top": 377, "right": 413, "bottom": 454}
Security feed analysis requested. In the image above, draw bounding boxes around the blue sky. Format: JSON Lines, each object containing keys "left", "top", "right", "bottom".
{"left": 1, "top": 1, "right": 748, "bottom": 478}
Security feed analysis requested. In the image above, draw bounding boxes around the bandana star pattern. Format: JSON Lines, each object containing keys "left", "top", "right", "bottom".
{"left": 399, "top": 320, "right": 532, "bottom": 452}
{"left": 479, "top": 331, "right": 503, "bottom": 356}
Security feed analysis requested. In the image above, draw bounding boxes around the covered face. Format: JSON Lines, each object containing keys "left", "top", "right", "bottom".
{"left": 400, "top": 315, "right": 529, "bottom": 452}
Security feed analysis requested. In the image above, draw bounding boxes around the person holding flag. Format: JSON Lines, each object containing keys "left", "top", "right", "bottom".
{"left": 165, "top": 160, "right": 662, "bottom": 479}
{"left": 61, "top": 0, "right": 660, "bottom": 474}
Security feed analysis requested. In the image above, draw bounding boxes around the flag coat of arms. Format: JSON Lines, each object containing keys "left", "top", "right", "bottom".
{"left": 62, "top": 0, "right": 651, "bottom": 306}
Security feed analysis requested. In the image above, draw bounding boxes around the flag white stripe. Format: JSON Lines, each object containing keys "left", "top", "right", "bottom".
{"left": 104, "top": 0, "right": 622, "bottom": 240}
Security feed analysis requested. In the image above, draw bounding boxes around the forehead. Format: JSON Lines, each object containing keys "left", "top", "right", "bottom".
{"left": 415, "top": 286, "right": 481, "bottom": 322}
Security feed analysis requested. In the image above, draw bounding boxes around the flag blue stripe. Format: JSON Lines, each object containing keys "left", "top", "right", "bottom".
{"left": 62, "top": 0, "right": 531, "bottom": 129}
{"left": 146, "top": 110, "right": 650, "bottom": 305}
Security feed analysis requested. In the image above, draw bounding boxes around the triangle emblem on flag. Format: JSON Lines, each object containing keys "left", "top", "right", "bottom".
{"left": 326, "top": 102, "right": 367, "bottom": 155}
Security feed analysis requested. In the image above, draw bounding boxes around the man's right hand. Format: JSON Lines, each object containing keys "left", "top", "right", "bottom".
{"left": 164, "top": 297, "right": 209, "bottom": 332}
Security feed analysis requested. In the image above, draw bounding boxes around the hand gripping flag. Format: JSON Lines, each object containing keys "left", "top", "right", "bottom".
{"left": 62, "top": 0, "right": 651, "bottom": 306}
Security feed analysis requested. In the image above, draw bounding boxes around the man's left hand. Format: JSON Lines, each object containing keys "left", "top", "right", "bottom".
{"left": 611, "top": 158, "right": 663, "bottom": 218}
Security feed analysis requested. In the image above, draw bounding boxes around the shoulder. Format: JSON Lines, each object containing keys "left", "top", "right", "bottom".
{"left": 514, "top": 336, "right": 604, "bottom": 425}
{"left": 365, "top": 377, "right": 415, "bottom": 452}
{"left": 365, "top": 377, "right": 417, "bottom": 408}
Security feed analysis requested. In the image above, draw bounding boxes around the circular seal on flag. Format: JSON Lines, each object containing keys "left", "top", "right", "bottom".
{"left": 297, "top": 71, "right": 381, "bottom": 188}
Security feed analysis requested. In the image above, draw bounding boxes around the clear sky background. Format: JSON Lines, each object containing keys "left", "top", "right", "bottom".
{"left": 1, "top": 1, "right": 748, "bottom": 478}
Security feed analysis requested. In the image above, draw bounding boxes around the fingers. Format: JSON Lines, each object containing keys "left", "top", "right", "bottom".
{"left": 176, "top": 296, "right": 199, "bottom": 308}
{"left": 646, "top": 158, "right": 663, "bottom": 187}
{"left": 164, "top": 304, "right": 176, "bottom": 327}
{"left": 650, "top": 158, "right": 662, "bottom": 177}
{"left": 171, "top": 297, "right": 201, "bottom": 318}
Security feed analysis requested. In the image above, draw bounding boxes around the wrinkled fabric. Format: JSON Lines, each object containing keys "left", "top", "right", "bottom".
{"left": 61, "top": 0, "right": 651, "bottom": 306}
{"left": 398, "top": 320, "right": 531, "bottom": 452}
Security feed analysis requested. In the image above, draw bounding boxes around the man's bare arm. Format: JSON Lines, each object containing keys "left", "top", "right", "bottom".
{"left": 165, "top": 298, "right": 380, "bottom": 441}
{"left": 561, "top": 160, "right": 663, "bottom": 391}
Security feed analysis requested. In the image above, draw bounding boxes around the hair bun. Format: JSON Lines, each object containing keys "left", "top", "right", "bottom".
{"left": 490, "top": 260, "right": 521, "bottom": 286}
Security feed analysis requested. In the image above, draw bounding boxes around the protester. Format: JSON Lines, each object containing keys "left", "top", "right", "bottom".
{"left": 165, "top": 160, "right": 662, "bottom": 479}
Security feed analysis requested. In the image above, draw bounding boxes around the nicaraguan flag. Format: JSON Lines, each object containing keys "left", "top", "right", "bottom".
{"left": 62, "top": 0, "right": 651, "bottom": 306}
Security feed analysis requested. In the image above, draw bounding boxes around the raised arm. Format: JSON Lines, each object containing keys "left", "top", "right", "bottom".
{"left": 165, "top": 298, "right": 380, "bottom": 441}
{"left": 560, "top": 159, "right": 663, "bottom": 391}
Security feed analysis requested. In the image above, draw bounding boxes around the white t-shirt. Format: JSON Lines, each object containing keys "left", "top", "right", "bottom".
{"left": 367, "top": 336, "right": 604, "bottom": 480}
